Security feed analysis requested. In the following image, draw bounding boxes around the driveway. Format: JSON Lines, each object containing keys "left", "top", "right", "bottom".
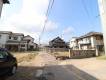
{"left": 60, "top": 58, "right": 106, "bottom": 80}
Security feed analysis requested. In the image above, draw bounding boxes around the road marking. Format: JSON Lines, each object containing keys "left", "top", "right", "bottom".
{"left": 36, "top": 69, "right": 43, "bottom": 77}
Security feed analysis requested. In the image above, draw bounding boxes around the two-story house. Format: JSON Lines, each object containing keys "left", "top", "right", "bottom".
{"left": 70, "top": 32, "right": 104, "bottom": 51}
{"left": 0, "top": 31, "right": 38, "bottom": 51}
{"left": 49, "top": 37, "right": 68, "bottom": 48}
{"left": 77, "top": 32, "right": 104, "bottom": 51}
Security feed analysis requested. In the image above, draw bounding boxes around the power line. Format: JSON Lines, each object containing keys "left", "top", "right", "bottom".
{"left": 81, "top": 0, "right": 90, "bottom": 17}
{"left": 39, "top": 0, "right": 55, "bottom": 45}
{"left": 81, "top": 0, "right": 97, "bottom": 28}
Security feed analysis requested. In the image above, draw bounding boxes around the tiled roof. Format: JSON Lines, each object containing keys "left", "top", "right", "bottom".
{"left": 77, "top": 32, "right": 103, "bottom": 39}
{"left": 0, "top": 31, "right": 24, "bottom": 36}
{"left": 0, "top": 31, "right": 12, "bottom": 34}
{"left": 23, "top": 35, "right": 34, "bottom": 39}
{"left": 12, "top": 33, "right": 24, "bottom": 36}
{"left": 50, "top": 36, "right": 64, "bottom": 42}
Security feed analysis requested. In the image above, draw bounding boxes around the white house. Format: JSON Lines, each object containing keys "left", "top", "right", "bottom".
{"left": 23, "top": 35, "right": 38, "bottom": 50}
{"left": 70, "top": 32, "right": 104, "bottom": 55}
{"left": 69, "top": 37, "right": 78, "bottom": 50}
{"left": 0, "top": 0, "right": 9, "bottom": 17}
{"left": 77, "top": 32, "right": 104, "bottom": 50}
{"left": 0, "top": 31, "right": 38, "bottom": 51}
{"left": 70, "top": 32, "right": 104, "bottom": 51}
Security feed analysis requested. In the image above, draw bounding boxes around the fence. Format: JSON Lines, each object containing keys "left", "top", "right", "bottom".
{"left": 42, "top": 47, "right": 69, "bottom": 53}
{"left": 69, "top": 50, "right": 96, "bottom": 59}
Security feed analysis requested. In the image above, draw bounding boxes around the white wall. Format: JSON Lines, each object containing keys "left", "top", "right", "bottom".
{"left": 17, "top": 36, "right": 23, "bottom": 41}
{"left": 91, "top": 36, "right": 95, "bottom": 48}
{"left": 0, "top": 34, "right": 9, "bottom": 44}
{"left": 0, "top": 0, "right": 3, "bottom": 17}
{"left": 8, "top": 35, "right": 24, "bottom": 41}
{"left": 0, "top": 34, "right": 9, "bottom": 48}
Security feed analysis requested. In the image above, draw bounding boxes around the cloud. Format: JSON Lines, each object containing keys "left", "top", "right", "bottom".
{"left": 62, "top": 26, "right": 74, "bottom": 35}
{"left": 0, "top": 0, "right": 58, "bottom": 43}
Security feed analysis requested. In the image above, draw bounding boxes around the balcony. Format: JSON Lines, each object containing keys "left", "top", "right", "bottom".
{"left": 79, "top": 40, "right": 91, "bottom": 44}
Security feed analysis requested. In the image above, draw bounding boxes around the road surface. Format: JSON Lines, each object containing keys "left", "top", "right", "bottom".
{"left": 6, "top": 52, "right": 96, "bottom": 80}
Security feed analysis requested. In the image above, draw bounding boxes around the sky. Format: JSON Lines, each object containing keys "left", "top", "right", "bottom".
{"left": 0, "top": 0, "right": 102, "bottom": 44}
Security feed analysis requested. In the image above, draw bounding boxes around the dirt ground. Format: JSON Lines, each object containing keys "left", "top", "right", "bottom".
{"left": 60, "top": 58, "right": 106, "bottom": 80}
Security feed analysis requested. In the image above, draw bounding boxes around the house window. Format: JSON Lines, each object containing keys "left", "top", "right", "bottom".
{"left": 21, "top": 45, "right": 25, "bottom": 47}
{"left": 9, "top": 36, "right": 11, "bottom": 39}
{"left": 14, "top": 37, "right": 18, "bottom": 40}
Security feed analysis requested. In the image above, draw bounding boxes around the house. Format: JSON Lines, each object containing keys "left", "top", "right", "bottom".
{"left": 49, "top": 37, "right": 68, "bottom": 48}
{"left": 0, "top": 31, "right": 38, "bottom": 51}
{"left": 69, "top": 37, "right": 78, "bottom": 50}
{"left": 22, "top": 35, "right": 38, "bottom": 50}
{"left": 77, "top": 32, "right": 104, "bottom": 51}
{"left": 70, "top": 32, "right": 104, "bottom": 51}
{"left": 0, "top": 0, "right": 9, "bottom": 17}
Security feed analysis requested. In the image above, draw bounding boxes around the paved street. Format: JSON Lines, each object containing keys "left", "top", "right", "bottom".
{"left": 6, "top": 52, "right": 85, "bottom": 80}
{"left": 6, "top": 52, "right": 105, "bottom": 80}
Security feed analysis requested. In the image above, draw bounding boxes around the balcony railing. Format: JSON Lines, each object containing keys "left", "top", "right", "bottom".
{"left": 78, "top": 40, "right": 91, "bottom": 44}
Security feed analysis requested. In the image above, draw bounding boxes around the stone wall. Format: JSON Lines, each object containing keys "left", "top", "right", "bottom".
{"left": 69, "top": 50, "right": 96, "bottom": 59}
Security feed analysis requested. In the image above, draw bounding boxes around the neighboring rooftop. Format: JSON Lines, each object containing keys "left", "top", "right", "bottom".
{"left": 0, "top": 31, "right": 12, "bottom": 34}
{"left": 0, "top": 31, "right": 24, "bottom": 36}
{"left": 77, "top": 32, "right": 103, "bottom": 39}
{"left": 12, "top": 33, "right": 24, "bottom": 36}
{"left": 24, "top": 35, "right": 34, "bottom": 39}
{"left": 50, "top": 36, "right": 64, "bottom": 42}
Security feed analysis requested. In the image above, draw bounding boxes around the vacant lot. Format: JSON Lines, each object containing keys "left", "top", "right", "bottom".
{"left": 6, "top": 51, "right": 39, "bottom": 80}
{"left": 11, "top": 51, "right": 38, "bottom": 63}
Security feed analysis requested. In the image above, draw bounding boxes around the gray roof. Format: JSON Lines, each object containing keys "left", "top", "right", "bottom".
{"left": 23, "top": 35, "right": 34, "bottom": 39}
{"left": 0, "top": 31, "right": 24, "bottom": 36}
{"left": 12, "top": 33, "right": 24, "bottom": 36}
{"left": 50, "top": 36, "right": 64, "bottom": 42}
{"left": 0, "top": 31, "right": 12, "bottom": 34}
{"left": 77, "top": 32, "right": 103, "bottom": 39}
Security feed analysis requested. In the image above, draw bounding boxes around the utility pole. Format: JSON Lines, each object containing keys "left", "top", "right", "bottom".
{"left": 98, "top": 0, "right": 106, "bottom": 55}
{"left": 0, "top": 0, "right": 9, "bottom": 17}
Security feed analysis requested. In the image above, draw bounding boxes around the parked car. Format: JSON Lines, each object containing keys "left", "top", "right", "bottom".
{"left": 0, "top": 48, "right": 17, "bottom": 76}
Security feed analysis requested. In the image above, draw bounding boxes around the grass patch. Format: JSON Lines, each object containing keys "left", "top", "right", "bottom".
{"left": 11, "top": 51, "right": 38, "bottom": 63}
{"left": 51, "top": 51, "right": 69, "bottom": 57}
{"left": 96, "top": 55, "right": 106, "bottom": 60}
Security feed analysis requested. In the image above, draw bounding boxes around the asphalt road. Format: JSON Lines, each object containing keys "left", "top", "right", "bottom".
{"left": 6, "top": 52, "right": 84, "bottom": 80}
{"left": 35, "top": 52, "right": 82, "bottom": 80}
